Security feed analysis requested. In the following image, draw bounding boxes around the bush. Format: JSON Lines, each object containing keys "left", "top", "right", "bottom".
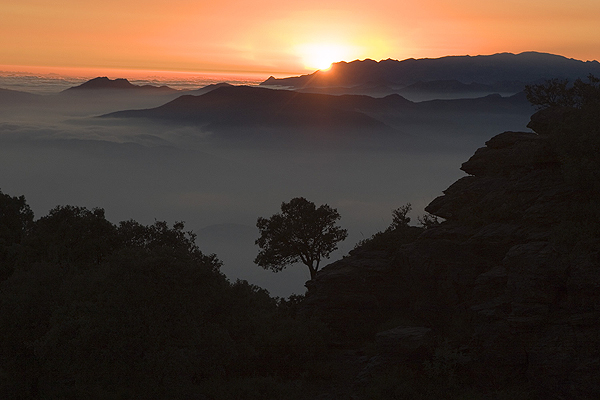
{"left": 354, "top": 204, "right": 438, "bottom": 253}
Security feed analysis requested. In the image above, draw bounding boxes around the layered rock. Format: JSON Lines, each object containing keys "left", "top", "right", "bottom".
{"left": 302, "top": 123, "right": 600, "bottom": 397}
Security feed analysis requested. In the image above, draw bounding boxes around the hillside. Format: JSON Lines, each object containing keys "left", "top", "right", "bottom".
{"left": 102, "top": 85, "right": 533, "bottom": 146}
{"left": 63, "top": 76, "right": 177, "bottom": 93}
{"left": 301, "top": 100, "right": 600, "bottom": 398}
{"left": 0, "top": 88, "right": 43, "bottom": 106}
{"left": 102, "top": 85, "right": 404, "bottom": 145}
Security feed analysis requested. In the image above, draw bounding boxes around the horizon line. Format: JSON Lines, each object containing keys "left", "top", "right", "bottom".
{"left": 2, "top": 51, "right": 598, "bottom": 81}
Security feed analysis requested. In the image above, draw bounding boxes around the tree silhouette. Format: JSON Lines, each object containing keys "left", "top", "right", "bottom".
{"left": 255, "top": 197, "right": 347, "bottom": 280}
{"left": 525, "top": 74, "right": 600, "bottom": 109}
{"left": 32, "top": 205, "right": 117, "bottom": 266}
{"left": 0, "top": 189, "right": 34, "bottom": 280}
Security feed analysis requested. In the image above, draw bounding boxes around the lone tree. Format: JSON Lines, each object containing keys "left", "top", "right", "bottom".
{"left": 255, "top": 197, "right": 348, "bottom": 280}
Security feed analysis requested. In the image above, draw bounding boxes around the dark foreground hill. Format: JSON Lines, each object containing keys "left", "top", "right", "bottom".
{"left": 0, "top": 198, "right": 330, "bottom": 399}
{"left": 301, "top": 103, "right": 600, "bottom": 398}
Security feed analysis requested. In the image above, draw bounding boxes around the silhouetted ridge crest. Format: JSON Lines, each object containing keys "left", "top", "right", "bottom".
{"left": 0, "top": 88, "right": 42, "bottom": 104}
{"left": 184, "top": 82, "right": 234, "bottom": 96}
{"left": 64, "top": 77, "right": 176, "bottom": 92}
{"left": 102, "top": 85, "right": 406, "bottom": 135}
{"left": 262, "top": 52, "right": 600, "bottom": 89}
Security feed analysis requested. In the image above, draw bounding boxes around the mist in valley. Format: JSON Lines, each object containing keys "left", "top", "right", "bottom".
{"left": 0, "top": 83, "right": 533, "bottom": 296}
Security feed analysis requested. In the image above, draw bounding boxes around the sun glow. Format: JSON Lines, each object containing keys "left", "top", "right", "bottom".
{"left": 297, "top": 43, "right": 355, "bottom": 71}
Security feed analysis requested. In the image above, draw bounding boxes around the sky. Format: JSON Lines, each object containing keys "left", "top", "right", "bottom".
{"left": 1, "top": 0, "right": 599, "bottom": 75}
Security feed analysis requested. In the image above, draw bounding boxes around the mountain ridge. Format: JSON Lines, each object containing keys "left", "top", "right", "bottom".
{"left": 63, "top": 76, "right": 177, "bottom": 93}
{"left": 0, "top": 87, "right": 42, "bottom": 105}
{"left": 101, "top": 85, "right": 533, "bottom": 145}
{"left": 102, "top": 85, "right": 405, "bottom": 142}
{"left": 262, "top": 52, "right": 600, "bottom": 91}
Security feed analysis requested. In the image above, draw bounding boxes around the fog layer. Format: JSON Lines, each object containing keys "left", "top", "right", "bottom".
{"left": 0, "top": 84, "right": 533, "bottom": 296}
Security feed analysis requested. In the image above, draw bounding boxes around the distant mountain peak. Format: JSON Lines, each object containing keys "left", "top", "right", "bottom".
{"left": 64, "top": 77, "right": 176, "bottom": 92}
{"left": 173, "top": 82, "right": 236, "bottom": 97}
{"left": 68, "top": 77, "right": 136, "bottom": 90}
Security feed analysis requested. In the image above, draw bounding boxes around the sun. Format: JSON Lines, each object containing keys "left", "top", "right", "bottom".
{"left": 297, "top": 43, "right": 352, "bottom": 71}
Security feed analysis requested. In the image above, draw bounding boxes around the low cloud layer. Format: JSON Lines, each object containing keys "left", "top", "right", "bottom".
{"left": 0, "top": 87, "right": 532, "bottom": 296}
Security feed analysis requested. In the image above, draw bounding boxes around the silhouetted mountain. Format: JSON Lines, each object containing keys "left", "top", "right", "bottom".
{"left": 400, "top": 80, "right": 495, "bottom": 94}
{"left": 294, "top": 80, "right": 529, "bottom": 101}
{"left": 262, "top": 52, "right": 600, "bottom": 90}
{"left": 296, "top": 82, "right": 401, "bottom": 97}
{"left": 103, "top": 86, "right": 404, "bottom": 143}
{"left": 102, "top": 84, "right": 534, "bottom": 145}
{"left": 184, "top": 82, "right": 234, "bottom": 96}
{"left": 415, "top": 91, "right": 530, "bottom": 113}
{"left": 45, "top": 77, "right": 185, "bottom": 115}
{"left": 63, "top": 77, "right": 177, "bottom": 93}
{"left": 0, "top": 88, "right": 42, "bottom": 105}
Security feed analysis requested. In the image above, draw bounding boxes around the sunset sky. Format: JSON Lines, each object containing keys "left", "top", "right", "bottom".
{"left": 1, "top": 0, "right": 599, "bottom": 75}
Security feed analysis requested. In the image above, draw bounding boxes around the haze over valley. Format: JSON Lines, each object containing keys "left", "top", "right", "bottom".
{"left": 2, "top": 52, "right": 598, "bottom": 295}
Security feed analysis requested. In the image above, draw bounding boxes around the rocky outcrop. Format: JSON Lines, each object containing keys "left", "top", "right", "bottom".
{"left": 302, "top": 122, "right": 600, "bottom": 397}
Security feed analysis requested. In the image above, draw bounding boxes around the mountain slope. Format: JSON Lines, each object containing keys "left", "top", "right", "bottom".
{"left": 103, "top": 86, "right": 404, "bottom": 141}
{"left": 63, "top": 77, "right": 177, "bottom": 93}
{"left": 301, "top": 106, "right": 600, "bottom": 398}
{"left": 102, "top": 84, "right": 531, "bottom": 126}
{"left": 0, "top": 88, "right": 43, "bottom": 105}
{"left": 102, "top": 84, "right": 534, "bottom": 146}
{"left": 262, "top": 52, "right": 600, "bottom": 89}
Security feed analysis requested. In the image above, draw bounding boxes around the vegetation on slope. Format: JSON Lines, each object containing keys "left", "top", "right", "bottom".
{"left": 0, "top": 195, "right": 327, "bottom": 399}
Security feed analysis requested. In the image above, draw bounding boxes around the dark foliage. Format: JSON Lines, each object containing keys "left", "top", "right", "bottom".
{"left": 255, "top": 197, "right": 348, "bottom": 280}
{"left": 525, "top": 78, "right": 574, "bottom": 108}
{"left": 390, "top": 203, "right": 412, "bottom": 229}
{"left": 526, "top": 76, "right": 600, "bottom": 254}
{"left": 0, "top": 189, "right": 34, "bottom": 280}
{"left": 30, "top": 205, "right": 118, "bottom": 267}
{"left": 525, "top": 74, "right": 600, "bottom": 109}
{"left": 354, "top": 204, "right": 440, "bottom": 253}
{"left": 0, "top": 197, "right": 328, "bottom": 399}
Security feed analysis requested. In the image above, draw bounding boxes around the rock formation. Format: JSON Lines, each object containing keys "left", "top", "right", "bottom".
{"left": 302, "top": 111, "right": 600, "bottom": 398}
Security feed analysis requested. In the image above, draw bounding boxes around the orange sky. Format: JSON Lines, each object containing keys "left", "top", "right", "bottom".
{"left": 1, "top": 0, "right": 599, "bottom": 75}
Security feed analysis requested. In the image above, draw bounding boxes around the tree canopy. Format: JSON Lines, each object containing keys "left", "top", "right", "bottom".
{"left": 525, "top": 74, "right": 600, "bottom": 109}
{"left": 0, "top": 192, "right": 329, "bottom": 399}
{"left": 0, "top": 190, "right": 34, "bottom": 280}
{"left": 255, "top": 197, "right": 348, "bottom": 280}
{"left": 525, "top": 75, "right": 600, "bottom": 254}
